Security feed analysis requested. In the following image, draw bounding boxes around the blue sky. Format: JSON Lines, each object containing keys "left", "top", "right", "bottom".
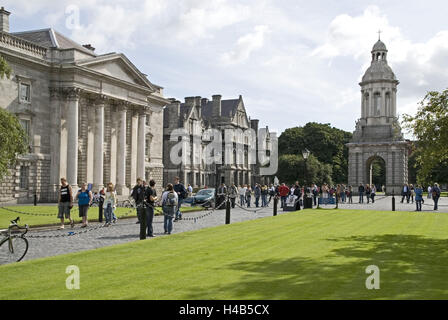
{"left": 4, "top": 0, "right": 448, "bottom": 136}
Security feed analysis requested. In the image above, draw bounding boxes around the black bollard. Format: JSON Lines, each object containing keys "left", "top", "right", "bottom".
{"left": 34, "top": 192, "right": 37, "bottom": 206}
{"left": 274, "top": 196, "right": 278, "bottom": 216}
{"left": 392, "top": 191, "right": 396, "bottom": 211}
{"left": 225, "top": 198, "right": 231, "bottom": 225}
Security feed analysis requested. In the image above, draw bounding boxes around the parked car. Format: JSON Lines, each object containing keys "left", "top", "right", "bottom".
{"left": 184, "top": 188, "right": 216, "bottom": 208}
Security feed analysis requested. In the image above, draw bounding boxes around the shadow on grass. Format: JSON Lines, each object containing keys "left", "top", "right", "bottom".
{"left": 186, "top": 234, "right": 448, "bottom": 300}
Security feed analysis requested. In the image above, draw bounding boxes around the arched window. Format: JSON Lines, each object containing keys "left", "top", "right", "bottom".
{"left": 374, "top": 92, "right": 381, "bottom": 116}
{"left": 385, "top": 92, "right": 391, "bottom": 116}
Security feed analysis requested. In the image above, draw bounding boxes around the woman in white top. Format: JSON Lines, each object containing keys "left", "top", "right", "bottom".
{"left": 239, "top": 185, "right": 247, "bottom": 206}
{"left": 103, "top": 182, "right": 117, "bottom": 226}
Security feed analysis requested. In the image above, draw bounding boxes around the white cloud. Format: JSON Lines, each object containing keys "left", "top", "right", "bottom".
{"left": 221, "top": 25, "right": 270, "bottom": 64}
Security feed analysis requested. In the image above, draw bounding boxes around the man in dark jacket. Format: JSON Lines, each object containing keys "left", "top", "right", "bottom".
{"left": 358, "top": 184, "right": 365, "bottom": 204}
{"left": 131, "top": 178, "right": 147, "bottom": 240}
{"left": 293, "top": 182, "right": 302, "bottom": 211}
{"left": 254, "top": 184, "right": 261, "bottom": 207}
{"left": 173, "top": 177, "right": 187, "bottom": 221}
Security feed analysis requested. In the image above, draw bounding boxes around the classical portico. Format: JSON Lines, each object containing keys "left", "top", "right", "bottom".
{"left": 0, "top": 11, "right": 169, "bottom": 203}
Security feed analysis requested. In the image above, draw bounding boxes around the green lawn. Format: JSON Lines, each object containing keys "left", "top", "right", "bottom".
{"left": 0, "top": 206, "right": 202, "bottom": 228}
{"left": 1, "top": 209, "right": 448, "bottom": 300}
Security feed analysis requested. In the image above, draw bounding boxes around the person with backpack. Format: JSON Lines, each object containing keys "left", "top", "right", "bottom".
{"left": 432, "top": 183, "right": 441, "bottom": 211}
{"left": 131, "top": 178, "right": 147, "bottom": 240}
{"left": 162, "top": 184, "right": 178, "bottom": 235}
{"left": 173, "top": 177, "right": 187, "bottom": 221}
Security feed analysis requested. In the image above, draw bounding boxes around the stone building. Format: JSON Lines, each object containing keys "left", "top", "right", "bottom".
{"left": 347, "top": 38, "right": 410, "bottom": 194}
{"left": 163, "top": 95, "right": 272, "bottom": 189}
{"left": 0, "top": 7, "right": 169, "bottom": 203}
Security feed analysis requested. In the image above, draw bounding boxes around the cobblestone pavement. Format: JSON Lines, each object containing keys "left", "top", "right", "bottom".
{"left": 3, "top": 196, "right": 448, "bottom": 265}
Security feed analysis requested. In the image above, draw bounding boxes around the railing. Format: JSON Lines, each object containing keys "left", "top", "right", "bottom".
{"left": 0, "top": 32, "right": 48, "bottom": 59}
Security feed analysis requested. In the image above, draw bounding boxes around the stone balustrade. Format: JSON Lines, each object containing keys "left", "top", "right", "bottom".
{"left": 0, "top": 31, "right": 47, "bottom": 58}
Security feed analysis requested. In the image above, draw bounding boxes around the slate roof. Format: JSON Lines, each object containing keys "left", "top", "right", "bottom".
{"left": 200, "top": 99, "right": 240, "bottom": 119}
{"left": 12, "top": 28, "right": 96, "bottom": 56}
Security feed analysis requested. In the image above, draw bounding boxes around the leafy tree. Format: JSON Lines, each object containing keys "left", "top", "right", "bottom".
{"left": 0, "top": 55, "right": 12, "bottom": 79}
{"left": 277, "top": 154, "right": 333, "bottom": 186}
{"left": 0, "top": 57, "right": 28, "bottom": 180}
{"left": 278, "top": 122, "right": 352, "bottom": 183}
{"left": 403, "top": 89, "right": 448, "bottom": 184}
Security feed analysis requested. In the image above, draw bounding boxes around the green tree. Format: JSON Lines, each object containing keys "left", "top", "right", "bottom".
{"left": 278, "top": 122, "right": 352, "bottom": 183}
{"left": 0, "top": 57, "right": 28, "bottom": 180}
{"left": 403, "top": 89, "right": 448, "bottom": 184}
{"left": 277, "top": 154, "right": 333, "bottom": 186}
{"left": 0, "top": 55, "right": 12, "bottom": 79}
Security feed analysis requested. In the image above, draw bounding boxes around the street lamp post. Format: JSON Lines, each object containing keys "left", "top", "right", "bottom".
{"left": 302, "top": 149, "right": 310, "bottom": 208}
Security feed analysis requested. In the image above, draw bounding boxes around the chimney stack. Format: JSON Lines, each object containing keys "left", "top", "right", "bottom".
{"left": 0, "top": 7, "right": 11, "bottom": 33}
{"left": 201, "top": 98, "right": 209, "bottom": 106}
{"left": 185, "top": 96, "right": 195, "bottom": 107}
{"left": 83, "top": 44, "right": 95, "bottom": 52}
{"left": 212, "top": 94, "right": 222, "bottom": 118}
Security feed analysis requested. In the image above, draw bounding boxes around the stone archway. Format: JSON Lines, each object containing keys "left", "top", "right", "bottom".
{"left": 366, "top": 155, "right": 386, "bottom": 192}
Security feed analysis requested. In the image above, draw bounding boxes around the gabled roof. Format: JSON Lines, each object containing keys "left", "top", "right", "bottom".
{"left": 75, "top": 53, "right": 158, "bottom": 91}
{"left": 201, "top": 99, "right": 240, "bottom": 119}
{"left": 12, "top": 28, "right": 96, "bottom": 56}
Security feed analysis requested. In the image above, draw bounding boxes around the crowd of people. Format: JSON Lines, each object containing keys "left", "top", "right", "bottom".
{"left": 56, "top": 176, "right": 444, "bottom": 238}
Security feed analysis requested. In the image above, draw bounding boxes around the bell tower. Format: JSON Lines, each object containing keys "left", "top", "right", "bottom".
{"left": 347, "top": 37, "right": 409, "bottom": 195}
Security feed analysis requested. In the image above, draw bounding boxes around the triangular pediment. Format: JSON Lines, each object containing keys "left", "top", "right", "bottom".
{"left": 76, "top": 54, "right": 156, "bottom": 91}
{"left": 232, "top": 98, "right": 250, "bottom": 128}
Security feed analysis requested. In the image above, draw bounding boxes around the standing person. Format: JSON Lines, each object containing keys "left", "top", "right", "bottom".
{"left": 254, "top": 184, "right": 261, "bottom": 208}
{"left": 370, "top": 185, "right": 376, "bottom": 203}
{"left": 58, "top": 178, "right": 74, "bottom": 230}
{"left": 173, "top": 177, "right": 187, "bottom": 221}
{"left": 131, "top": 178, "right": 147, "bottom": 240}
{"left": 348, "top": 185, "right": 353, "bottom": 204}
{"left": 162, "top": 184, "right": 178, "bottom": 235}
{"left": 187, "top": 184, "right": 193, "bottom": 198}
{"left": 75, "top": 183, "right": 92, "bottom": 228}
{"left": 103, "top": 182, "right": 117, "bottom": 227}
{"left": 432, "top": 183, "right": 441, "bottom": 211}
{"left": 246, "top": 186, "right": 252, "bottom": 208}
{"left": 217, "top": 183, "right": 227, "bottom": 210}
{"left": 365, "top": 184, "right": 371, "bottom": 204}
{"left": 278, "top": 183, "right": 290, "bottom": 208}
{"left": 410, "top": 184, "right": 415, "bottom": 204}
{"left": 145, "top": 179, "right": 158, "bottom": 237}
{"left": 312, "top": 184, "right": 318, "bottom": 206}
{"left": 401, "top": 184, "right": 409, "bottom": 203}
{"left": 228, "top": 183, "right": 238, "bottom": 208}
{"left": 358, "top": 184, "right": 365, "bottom": 204}
{"left": 268, "top": 184, "right": 276, "bottom": 203}
{"left": 261, "top": 185, "right": 268, "bottom": 207}
{"left": 98, "top": 187, "right": 105, "bottom": 223}
{"left": 340, "top": 185, "right": 346, "bottom": 203}
{"left": 415, "top": 185, "right": 423, "bottom": 212}
{"left": 293, "top": 182, "right": 302, "bottom": 211}
{"left": 427, "top": 185, "right": 432, "bottom": 199}
{"left": 239, "top": 185, "right": 247, "bottom": 206}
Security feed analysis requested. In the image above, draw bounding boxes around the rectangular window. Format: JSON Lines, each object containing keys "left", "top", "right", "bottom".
{"left": 19, "top": 166, "right": 29, "bottom": 190}
{"left": 19, "top": 119, "right": 31, "bottom": 140}
{"left": 20, "top": 83, "right": 31, "bottom": 102}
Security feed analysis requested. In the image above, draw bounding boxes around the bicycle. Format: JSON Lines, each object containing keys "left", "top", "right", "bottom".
{"left": 0, "top": 217, "right": 29, "bottom": 264}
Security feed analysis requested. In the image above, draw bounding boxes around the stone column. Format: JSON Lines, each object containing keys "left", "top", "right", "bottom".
{"left": 65, "top": 88, "right": 81, "bottom": 190}
{"left": 130, "top": 108, "right": 139, "bottom": 184}
{"left": 92, "top": 96, "right": 106, "bottom": 191}
{"left": 381, "top": 88, "right": 386, "bottom": 117}
{"left": 49, "top": 88, "right": 62, "bottom": 200}
{"left": 137, "top": 109, "right": 147, "bottom": 180}
{"left": 116, "top": 104, "right": 128, "bottom": 195}
{"left": 392, "top": 89, "right": 397, "bottom": 118}
{"left": 110, "top": 105, "right": 118, "bottom": 187}
{"left": 86, "top": 97, "right": 95, "bottom": 185}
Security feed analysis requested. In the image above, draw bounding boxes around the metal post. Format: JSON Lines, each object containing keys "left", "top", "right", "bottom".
{"left": 225, "top": 196, "right": 231, "bottom": 225}
{"left": 336, "top": 193, "right": 339, "bottom": 209}
{"left": 274, "top": 196, "right": 278, "bottom": 216}
{"left": 392, "top": 190, "right": 396, "bottom": 211}
{"left": 34, "top": 192, "right": 37, "bottom": 206}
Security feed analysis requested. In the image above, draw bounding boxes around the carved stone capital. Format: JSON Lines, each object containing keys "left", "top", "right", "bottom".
{"left": 62, "top": 87, "right": 82, "bottom": 101}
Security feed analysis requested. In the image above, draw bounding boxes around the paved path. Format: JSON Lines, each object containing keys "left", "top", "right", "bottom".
{"left": 3, "top": 196, "right": 448, "bottom": 265}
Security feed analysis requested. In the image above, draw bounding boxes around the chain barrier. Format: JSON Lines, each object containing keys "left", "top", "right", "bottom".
{"left": 234, "top": 200, "right": 272, "bottom": 213}
{"left": 181, "top": 200, "right": 227, "bottom": 223}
